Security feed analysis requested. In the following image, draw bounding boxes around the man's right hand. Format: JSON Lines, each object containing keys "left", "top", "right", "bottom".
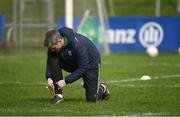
{"left": 47, "top": 78, "right": 54, "bottom": 90}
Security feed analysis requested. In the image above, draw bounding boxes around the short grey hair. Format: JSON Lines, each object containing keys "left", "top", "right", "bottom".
{"left": 44, "top": 30, "right": 62, "bottom": 47}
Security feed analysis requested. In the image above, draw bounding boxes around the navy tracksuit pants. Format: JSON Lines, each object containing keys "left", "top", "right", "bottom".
{"left": 49, "top": 55, "right": 103, "bottom": 102}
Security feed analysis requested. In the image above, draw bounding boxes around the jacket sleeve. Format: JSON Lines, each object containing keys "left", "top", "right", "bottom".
{"left": 45, "top": 49, "right": 52, "bottom": 80}
{"left": 65, "top": 44, "right": 89, "bottom": 84}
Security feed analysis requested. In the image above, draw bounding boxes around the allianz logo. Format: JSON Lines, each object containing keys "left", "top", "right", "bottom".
{"left": 107, "top": 22, "right": 164, "bottom": 48}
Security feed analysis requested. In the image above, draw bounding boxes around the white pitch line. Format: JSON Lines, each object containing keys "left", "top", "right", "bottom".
{"left": 113, "top": 84, "right": 180, "bottom": 88}
{"left": 153, "top": 74, "right": 180, "bottom": 79}
{"left": 0, "top": 74, "right": 180, "bottom": 85}
{"left": 129, "top": 112, "right": 175, "bottom": 116}
{"left": 0, "top": 81, "right": 46, "bottom": 85}
{"left": 108, "top": 74, "right": 180, "bottom": 83}
{"left": 0, "top": 108, "right": 175, "bottom": 116}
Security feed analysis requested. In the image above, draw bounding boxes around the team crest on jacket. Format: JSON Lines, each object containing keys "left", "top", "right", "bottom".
{"left": 68, "top": 50, "right": 72, "bottom": 56}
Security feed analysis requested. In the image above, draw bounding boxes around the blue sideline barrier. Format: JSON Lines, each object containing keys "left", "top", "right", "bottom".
{"left": 56, "top": 16, "right": 180, "bottom": 52}
{"left": 0, "top": 15, "right": 5, "bottom": 43}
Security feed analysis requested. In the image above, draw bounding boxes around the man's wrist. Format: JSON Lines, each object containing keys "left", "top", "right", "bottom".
{"left": 65, "top": 78, "right": 69, "bottom": 84}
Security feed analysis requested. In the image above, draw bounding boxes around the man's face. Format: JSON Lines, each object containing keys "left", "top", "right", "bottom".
{"left": 49, "top": 37, "right": 64, "bottom": 53}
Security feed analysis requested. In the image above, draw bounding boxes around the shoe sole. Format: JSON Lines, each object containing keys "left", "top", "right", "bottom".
{"left": 49, "top": 98, "right": 64, "bottom": 104}
{"left": 56, "top": 98, "right": 64, "bottom": 104}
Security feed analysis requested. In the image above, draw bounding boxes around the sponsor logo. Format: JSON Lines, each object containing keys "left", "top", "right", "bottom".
{"left": 107, "top": 29, "right": 136, "bottom": 44}
{"left": 68, "top": 50, "right": 72, "bottom": 56}
{"left": 139, "top": 22, "right": 164, "bottom": 48}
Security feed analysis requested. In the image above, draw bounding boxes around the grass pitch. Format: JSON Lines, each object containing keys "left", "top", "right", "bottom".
{"left": 0, "top": 50, "right": 180, "bottom": 116}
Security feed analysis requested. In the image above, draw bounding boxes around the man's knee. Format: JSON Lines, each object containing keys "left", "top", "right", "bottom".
{"left": 49, "top": 56, "right": 63, "bottom": 82}
{"left": 86, "top": 91, "right": 97, "bottom": 102}
{"left": 50, "top": 57, "right": 60, "bottom": 68}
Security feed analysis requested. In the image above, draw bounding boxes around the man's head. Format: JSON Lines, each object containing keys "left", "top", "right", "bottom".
{"left": 44, "top": 30, "right": 64, "bottom": 53}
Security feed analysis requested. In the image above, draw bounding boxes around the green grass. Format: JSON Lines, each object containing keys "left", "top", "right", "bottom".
{"left": 0, "top": 51, "right": 180, "bottom": 116}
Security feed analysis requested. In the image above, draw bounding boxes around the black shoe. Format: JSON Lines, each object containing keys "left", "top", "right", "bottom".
{"left": 100, "top": 82, "right": 110, "bottom": 100}
{"left": 49, "top": 95, "right": 64, "bottom": 104}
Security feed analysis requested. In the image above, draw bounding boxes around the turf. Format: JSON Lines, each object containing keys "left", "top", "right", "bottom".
{"left": 0, "top": 50, "right": 180, "bottom": 116}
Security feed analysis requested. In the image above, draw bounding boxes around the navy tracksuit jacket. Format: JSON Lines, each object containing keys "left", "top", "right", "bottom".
{"left": 46, "top": 27, "right": 101, "bottom": 84}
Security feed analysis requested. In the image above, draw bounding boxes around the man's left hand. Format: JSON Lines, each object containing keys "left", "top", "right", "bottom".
{"left": 56, "top": 80, "right": 66, "bottom": 89}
